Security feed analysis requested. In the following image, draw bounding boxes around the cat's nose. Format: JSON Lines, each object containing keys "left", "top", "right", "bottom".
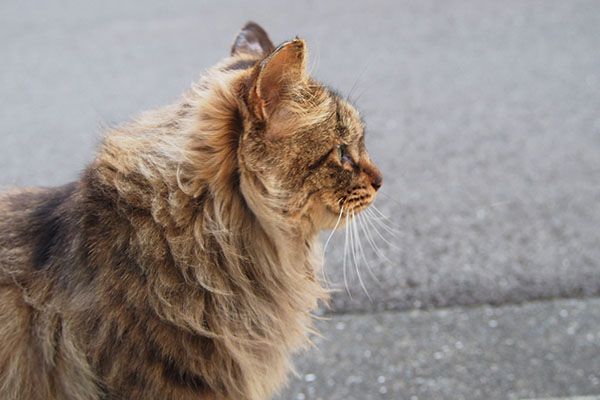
{"left": 371, "top": 172, "right": 383, "bottom": 191}
{"left": 363, "top": 163, "right": 383, "bottom": 191}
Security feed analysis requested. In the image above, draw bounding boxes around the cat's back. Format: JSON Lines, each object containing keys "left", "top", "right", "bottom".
{"left": 0, "top": 183, "right": 77, "bottom": 277}
{"left": 0, "top": 187, "right": 50, "bottom": 398}
{"left": 0, "top": 183, "right": 103, "bottom": 400}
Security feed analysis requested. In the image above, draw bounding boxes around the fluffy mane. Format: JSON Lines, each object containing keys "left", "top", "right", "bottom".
{"left": 92, "top": 56, "right": 329, "bottom": 399}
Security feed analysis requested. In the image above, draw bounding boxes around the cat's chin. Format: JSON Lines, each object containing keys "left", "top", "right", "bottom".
{"left": 322, "top": 202, "right": 372, "bottom": 222}
{"left": 312, "top": 205, "right": 349, "bottom": 231}
{"left": 325, "top": 205, "right": 343, "bottom": 216}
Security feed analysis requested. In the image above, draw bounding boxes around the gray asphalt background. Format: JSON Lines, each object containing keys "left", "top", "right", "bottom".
{"left": 1, "top": 1, "right": 599, "bottom": 399}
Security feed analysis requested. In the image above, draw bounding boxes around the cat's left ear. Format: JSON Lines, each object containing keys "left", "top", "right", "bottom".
{"left": 231, "top": 22, "right": 275, "bottom": 57}
{"left": 247, "top": 39, "right": 307, "bottom": 122}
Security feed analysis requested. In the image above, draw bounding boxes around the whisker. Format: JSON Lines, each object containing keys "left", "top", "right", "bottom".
{"left": 362, "top": 210, "right": 402, "bottom": 251}
{"left": 376, "top": 190, "right": 405, "bottom": 208}
{"left": 321, "top": 206, "right": 344, "bottom": 289}
{"left": 358, "top": 212, "right": 396, "bottom": 268}
{"left": 364, "top": 208, "right": 402, "bottom": 238}
{"left": 346, "top": 62, "right": 370, "bottom": 104}
{"left": 353, "top": 212, "right": 381, "bottom": 285}
{"left": 368, "top": 205, "right": 402, "bottom": 234}
{"left": 343, "top": 213, "right": 352, "bottom": 300}
{"left": 370, "top": 203, "right": 396, "bottom": 222}
{"left": 350, "top": 211, "right": 371, "bottom": 300}
{"left": 323, "top": 206, "right": 344, "bottom": 256}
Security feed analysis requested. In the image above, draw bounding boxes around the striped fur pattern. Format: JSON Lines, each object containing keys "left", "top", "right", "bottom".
{"left": 0, "top": 22, "right": 382, "bottom": 400}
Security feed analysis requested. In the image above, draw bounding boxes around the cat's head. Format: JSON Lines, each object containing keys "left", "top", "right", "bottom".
{"left": 229, "top": 23, "right": 382, "bottom": 232}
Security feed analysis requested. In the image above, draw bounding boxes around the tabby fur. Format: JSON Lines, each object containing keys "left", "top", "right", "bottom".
{"left": 0, "top": 22, "right": 382, "bottom": 400}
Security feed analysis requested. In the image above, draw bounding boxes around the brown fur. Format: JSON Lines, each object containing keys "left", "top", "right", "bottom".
{"left": 0, "top": 22, "right": 382, "bottom": 400}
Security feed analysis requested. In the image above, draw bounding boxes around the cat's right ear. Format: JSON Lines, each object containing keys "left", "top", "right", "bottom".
{"left": 231, "top": 22, "right": 275, "bottom": 57}
{"left": 246, "top": 39, "right": 307, "bottom": 124}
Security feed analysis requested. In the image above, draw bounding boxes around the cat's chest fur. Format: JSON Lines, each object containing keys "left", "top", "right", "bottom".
{"left": 0, "top": 171, "right": 322, "bottom": 400}
{"left": 76, "top": 170, "right": 322, "bottom": 399}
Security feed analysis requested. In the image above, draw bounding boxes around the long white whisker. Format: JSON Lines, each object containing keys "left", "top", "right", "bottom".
{"left": 364, "top": 208, "right": 402, "bottom": 237}
{"left": 363, "top": 211, "right": 402, "bottom": 251}
{"left": 358, "top": 213, "right": 396, "bottom": 267}
{"left": 365, "top": 207, "right": 401, "bottom": 234}
{"left": 343, "top": 213, "right": 352, "bottom": 299}
{"left": 350, "top": 211, "right": 371, "bottom": 300}
{"left": 323, "top": 206, "right": 344, "bottom": 255}
{"left": 370, "top": 205, "right": 403, "bottom": 236}
{"left": 354, "top": 212, "right": 381, "bottom": 285}
{"left": 377, "top": 189, "right": 405, "bottom": 208}
{"left": 370, "top": 204, "right": 397, "bottom": 224}
{"left": 321, "top": 206, "right": 344, "bottom": 290}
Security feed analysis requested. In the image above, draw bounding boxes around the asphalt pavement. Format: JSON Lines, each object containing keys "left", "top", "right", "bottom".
{"left": 279, "top": 298, "right": 600, "bottom": 400}
{"left": 1, "top": 1, "right": 599, "bottom": 399}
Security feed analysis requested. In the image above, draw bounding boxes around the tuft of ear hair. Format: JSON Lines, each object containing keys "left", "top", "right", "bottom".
{"left": 231, "top": 22, "right": 275, "bottom": 58}
{"left": 248, "top": 39, "right": 307, "bottom": 121}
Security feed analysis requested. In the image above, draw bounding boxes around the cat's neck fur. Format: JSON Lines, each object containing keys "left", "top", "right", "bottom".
{"left": 90, "top": 64, "right": 327, "bottom": 399}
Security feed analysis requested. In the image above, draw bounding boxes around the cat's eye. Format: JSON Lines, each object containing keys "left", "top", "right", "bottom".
{"left": 335, "top": 145, "right": 344, "bottom": 162}
{"left": 336, "top": 144, "right": 353, "bottom": 166}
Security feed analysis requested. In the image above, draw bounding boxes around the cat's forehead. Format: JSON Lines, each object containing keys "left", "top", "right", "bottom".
{"left": 334, "top": 98, "right": 364, "bottom": 142}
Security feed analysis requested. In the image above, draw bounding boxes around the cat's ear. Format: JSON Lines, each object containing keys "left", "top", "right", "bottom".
{"left": 231, "top": 22, "right": 275, "bottom": 57}
{"left": 248, "top": 39, "right": 307, "bottom": 122}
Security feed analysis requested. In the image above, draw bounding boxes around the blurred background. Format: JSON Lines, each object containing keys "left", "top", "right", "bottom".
{"left": 1, "top": 1, "right": 599, "bottom": 399}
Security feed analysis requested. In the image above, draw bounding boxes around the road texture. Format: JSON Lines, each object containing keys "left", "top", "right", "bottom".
{"left": 1, "top": 1, "right": 599, "bottom": 399}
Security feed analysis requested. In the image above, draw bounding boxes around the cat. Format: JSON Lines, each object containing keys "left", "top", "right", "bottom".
{"left": 0, "top": 22, "right": 382, "bottom": 400}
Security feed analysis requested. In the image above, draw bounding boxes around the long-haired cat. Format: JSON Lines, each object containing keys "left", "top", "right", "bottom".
{"left": 0, "top": 22, "right": 382, "bottom": 400}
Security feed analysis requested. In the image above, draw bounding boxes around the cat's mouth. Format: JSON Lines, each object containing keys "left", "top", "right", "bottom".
{"left": 320, "top": 200, "right": 374, "bottom": 231}
{"left": 335, "top": 190, "right": 376, "bottom": 216}
{"left": 326, "top": 198, "right": 375, "bottom": 217}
